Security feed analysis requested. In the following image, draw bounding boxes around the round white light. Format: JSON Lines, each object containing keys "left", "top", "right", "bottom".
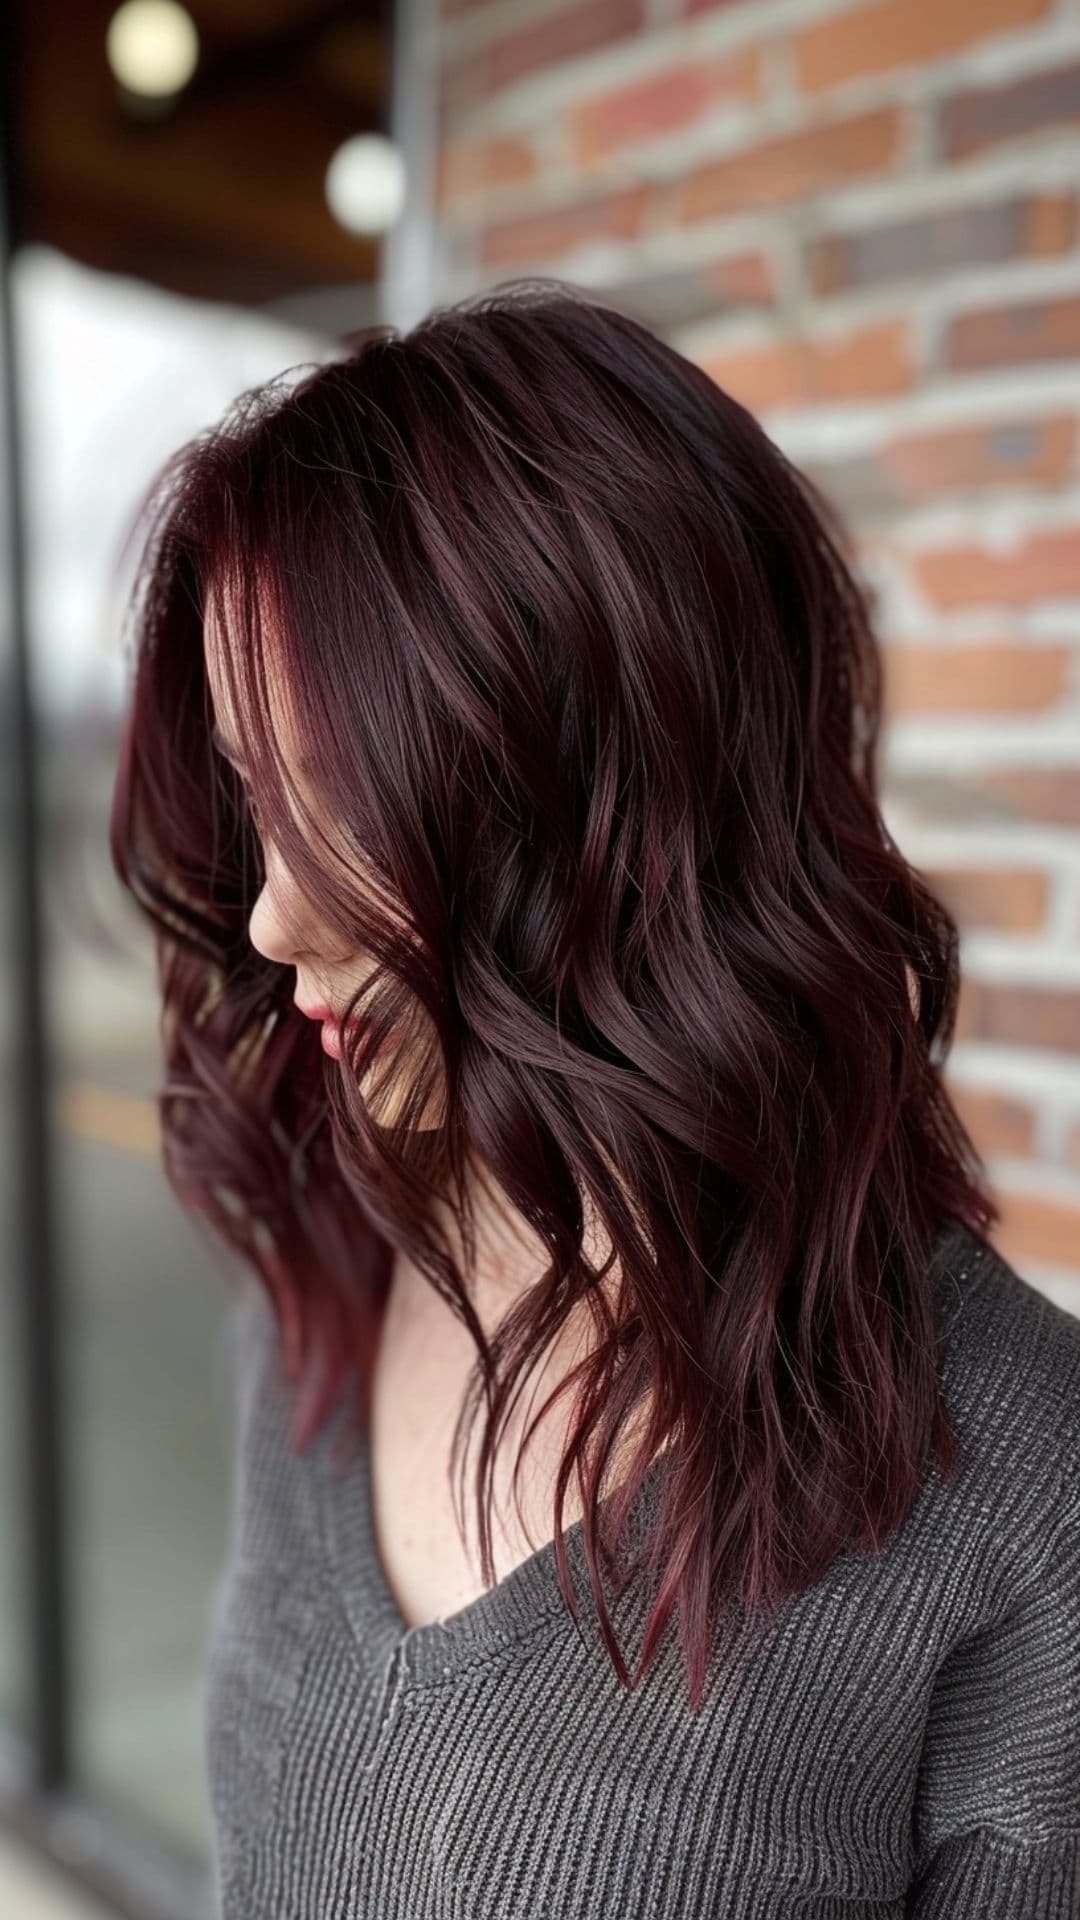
{"left": 106, "top": 0, "right": 199, "bottom": 100}
{"left": 325, "top": 134, "right": 407, "bottom": 238}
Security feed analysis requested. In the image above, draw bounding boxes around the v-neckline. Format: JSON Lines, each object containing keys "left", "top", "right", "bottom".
{"left": 317, "top": 1411, "right": 670, "bottom": 1687}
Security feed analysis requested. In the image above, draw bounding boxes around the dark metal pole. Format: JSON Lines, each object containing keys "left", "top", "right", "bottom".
{"left": 0, "top": 1, "right": 70, "bottom": 1790}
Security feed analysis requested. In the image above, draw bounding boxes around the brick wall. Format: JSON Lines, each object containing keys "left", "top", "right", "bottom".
{"left": 423, "top": 0, "right": 1080, "bottom": 1309}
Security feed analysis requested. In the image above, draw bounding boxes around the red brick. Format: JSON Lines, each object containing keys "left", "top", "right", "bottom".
{"left": 993, "top": 1190, "right": 1080, "bottom": 1273}
{"left": 942, "top": 58, "right": 1080, "bottom": 161}
{"left": 924, "top": 864, "right": 1049, "bottom": 932}
{"left": 955, "top": 978, "right": 1080, "bottom": 1053}
{"left": 883, "top": 641, "right": 1070, "bottom": 715}
{"left": 807, "top": 416, "right": 1075, "bottom": 519}
{"left": 674, "top": 107, "right": 904, "bottom": 225}
{"left": 948, "top": 1083, "right": 1037, "bottom": 1157}
{"left": 707, "top": 252, "right": 775, "bottom": 307}
{"left": 794, "top": 0, "right": 1052, "bottom": 97}
{"left": 570, "top": 48, "right": 760, "bottom": 166}
{"left": 1026, "top": 194, "right": 1080, "bottom": 255}
{"left": 803, "top": 316, "right": 914, "bottom": 398}
{"left": 913, "top": 527, "right": 1080, "bottom": 609}
{"left": 807, "top": 192, "right": 1076, "bottom": 296}
{"left": 698, "top": 316, "right": 913, "bottom": 413}
{"left": 884, "top": 416, "right": 1075, "bottom": 495}
{"left": 946, "top": 294, "right": 1080, "bottom": 371}
{"left": 478, "top": 181, "right": 649, "bottom": 267}
{"left": 444, "top": 0, "right": 645, "bottom": 107}
{"left": 699, "top": 337, "right": 801, "bottom": 412}
{"left": 436, "top": 134, "right": 538, "bottom": 208}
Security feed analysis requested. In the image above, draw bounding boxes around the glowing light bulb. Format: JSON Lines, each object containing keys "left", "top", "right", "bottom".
{"left": 106, "top": 0, "right": 199, "bottom": 100}
{"left": 325, "top": 135, "right": 407, "bottom": 238}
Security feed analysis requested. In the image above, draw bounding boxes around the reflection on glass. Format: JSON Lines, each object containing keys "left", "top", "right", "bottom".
{"left": 10, "top": 245, "right": 327, "bottom": 1854}
{"left": 0, "top": 609, "right": 24, "bottom": 1735}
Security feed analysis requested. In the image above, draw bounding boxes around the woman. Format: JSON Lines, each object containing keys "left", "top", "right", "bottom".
{"left": 110, "top": 280, "right": 1079, "bottom": 1918}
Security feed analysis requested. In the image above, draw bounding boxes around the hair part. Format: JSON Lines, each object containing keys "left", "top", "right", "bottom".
{"left": 109, "top": 276, "right": 996, "bottom": 1711}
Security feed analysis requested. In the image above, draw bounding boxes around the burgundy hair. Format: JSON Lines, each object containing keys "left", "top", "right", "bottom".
{"left": 109, "top": 277, "right": 997, "bottom": 1710}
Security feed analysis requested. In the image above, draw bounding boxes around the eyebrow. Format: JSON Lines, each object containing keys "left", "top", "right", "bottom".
{"left": 211, "top": 721, "right": 320, "bottom": 792}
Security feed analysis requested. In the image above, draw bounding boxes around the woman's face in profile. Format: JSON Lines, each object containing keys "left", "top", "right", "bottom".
{"left": 202, "top": 601, "right": 432, "bottom": 1120}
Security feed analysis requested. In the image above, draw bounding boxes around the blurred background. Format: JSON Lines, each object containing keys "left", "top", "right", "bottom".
{"left": 0, "top": 0, "right": 1078, "bottom": 1914}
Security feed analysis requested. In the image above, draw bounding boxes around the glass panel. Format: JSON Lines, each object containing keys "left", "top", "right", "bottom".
{"left": 13, "top": 242, "right": 327, "bottom": 1853}
{"left": 0, "top": 372, "right": 25, "bottom": 1733}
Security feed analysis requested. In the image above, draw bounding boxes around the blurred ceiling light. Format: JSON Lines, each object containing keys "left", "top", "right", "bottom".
{"left": 106, "top": 0, "right": 200, "bottom": 100}
{"left": 325, "top": 134, "right": 407, "bottom": 238}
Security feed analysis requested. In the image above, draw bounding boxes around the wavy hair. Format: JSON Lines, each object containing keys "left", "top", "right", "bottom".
{"left": 109, "top": 277, "right": 997, "bottom": 1711}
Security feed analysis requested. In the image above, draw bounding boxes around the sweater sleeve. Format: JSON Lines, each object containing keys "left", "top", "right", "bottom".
{"left": 906, "top": 1462, "right": 1080, "bottom": 1918}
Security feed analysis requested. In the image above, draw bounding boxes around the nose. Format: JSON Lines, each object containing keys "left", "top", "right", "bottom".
{"left": 247, "top": 874, "right": 302, "bottom": 968}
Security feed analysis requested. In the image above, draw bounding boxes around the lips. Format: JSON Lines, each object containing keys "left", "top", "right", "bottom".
{"left": 324, "top": 1020, "right": 400, "bottom": 1063}
{"left": 320, "top": 1019, "right": 344, "bottom": 1059}
{"left": 295, "top": 1001, "right": 334, "bottom": 1022}
{"left": 295, "top": 1001, "right": 348, "bottom": 1058}
{"left": 295, "top": 999, "right": 398, "bottom": 1064}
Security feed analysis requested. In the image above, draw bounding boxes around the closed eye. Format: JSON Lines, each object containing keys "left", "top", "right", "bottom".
{"left": 212, "top": 722, "right": 247, "bottom": 771}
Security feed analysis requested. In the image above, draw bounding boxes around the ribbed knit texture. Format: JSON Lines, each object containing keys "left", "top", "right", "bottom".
{"left": 202, "top": 1216, "right": 1080, "bottom": 1917}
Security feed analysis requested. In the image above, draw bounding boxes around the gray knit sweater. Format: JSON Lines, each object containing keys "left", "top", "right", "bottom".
{"left": 202, "top": 1216, "right": 1080, "bottom": 1917}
